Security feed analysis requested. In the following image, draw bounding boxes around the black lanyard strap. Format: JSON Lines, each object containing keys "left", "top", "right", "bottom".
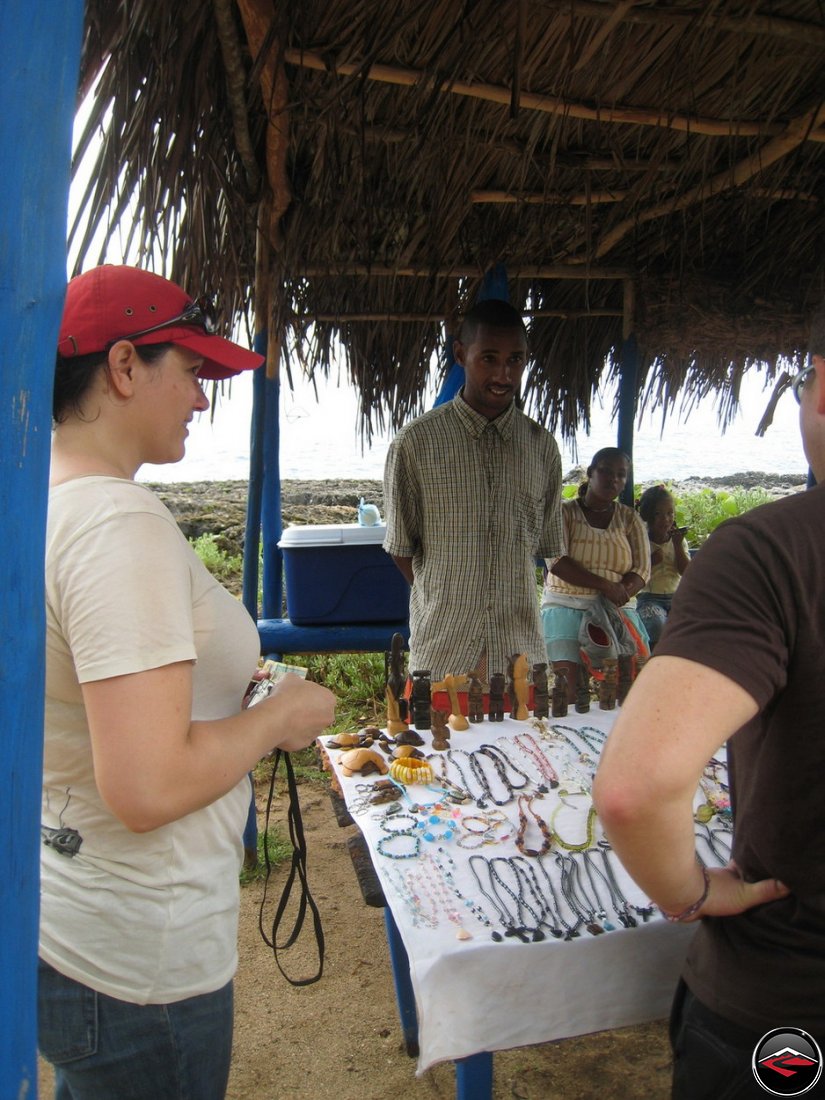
{"left": 258, "top": 750, "right": 325, "bottom": 986}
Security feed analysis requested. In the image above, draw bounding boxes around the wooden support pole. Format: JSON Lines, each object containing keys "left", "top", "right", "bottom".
{"left": 617, "top": 278, "right": 638, "bottom": 505}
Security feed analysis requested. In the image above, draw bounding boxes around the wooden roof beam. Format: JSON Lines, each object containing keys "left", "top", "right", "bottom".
{"left": 288, "top": 309, "right": 623, "bottom": 323}
{"left": 540, "top": 0, "right": 825, "bottom": 49}
{"left": 293, "top": 263, "right": 630, "bottom": 279}
{"left": 283, "top": 47, "right": 825, "bottom": 144}
{"left": 594, "top": 101, "right": 825, "bottom": 258}
{"left": 471, "top": 189, "right": 626, "bottom": 204}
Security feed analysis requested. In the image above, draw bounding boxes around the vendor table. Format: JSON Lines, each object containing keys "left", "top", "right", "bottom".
{"left": 322, "top": 709, "right": 730, "bottom": 1098}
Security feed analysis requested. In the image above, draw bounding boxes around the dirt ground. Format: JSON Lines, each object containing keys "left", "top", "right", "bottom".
{"left": 38, "top": 779, "right": 672, "bottom": 1099}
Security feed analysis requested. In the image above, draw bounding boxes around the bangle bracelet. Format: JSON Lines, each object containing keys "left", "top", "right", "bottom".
{"left": 661, "top": 865, "right": 711, "bottom": 923}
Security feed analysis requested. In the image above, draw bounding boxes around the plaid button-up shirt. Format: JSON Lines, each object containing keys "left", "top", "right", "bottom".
{"left": 383, "top": 392, "right": 562, "bottom": 680}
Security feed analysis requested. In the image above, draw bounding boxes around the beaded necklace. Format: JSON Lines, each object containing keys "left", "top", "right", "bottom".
{"left": 509, "top": 856, "right": 565, "bottom": 939}
{"left": 486, "top": 856, "right": 547, "bottom": 941}
{"left": 468, "top": 855, "right": 512, "bottom": 941}
{"left": 375, "top": 810, "right": 422, "bottom": 859}
{"left": 535, "top": 854, "right": 581, "bottom": 940}
{"left": 457, "top": 809, "right": 512, "bottom": 850}
{"left": 509, "top": 733, "right": 560, "bottom": 790}
{"left": 556, "top": 853, "right": 604, "bottom": 935}
{"left": 515, "top": 794, "right": 554, "bottom": 857}
{"left": 384, "top": 865, "right": 440, "bottom": 929}
{"left": 465, "top": 748, "right": 522, "bottom": 806}
{"left": 550, "top": 788, "right": 598, "bottom": 852}
{"left": 427, "top": 847, "right": 501, "bottom": 939}
{"left": 589, "top": 843, "right": 636, "bottom": 928}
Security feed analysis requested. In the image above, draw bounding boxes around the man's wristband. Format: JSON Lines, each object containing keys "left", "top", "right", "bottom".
{"left": 661, "top": 865, "right": 711, "bottom": 923}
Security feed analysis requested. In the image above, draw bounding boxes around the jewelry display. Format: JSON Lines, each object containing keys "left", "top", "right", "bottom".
{"left": 515, "top": 795, "right": 554, "bottom": 858}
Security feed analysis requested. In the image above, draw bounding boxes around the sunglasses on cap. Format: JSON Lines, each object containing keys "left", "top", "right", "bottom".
{"left": 107, "top": 295, "right": 218, "bottom": 348}
{"left": 792, "top": 360, "right": 816, "bottom": 405}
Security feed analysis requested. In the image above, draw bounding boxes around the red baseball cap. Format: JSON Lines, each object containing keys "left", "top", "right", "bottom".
{"left": 57, "top": 265, "right": 265, "bottom": 380}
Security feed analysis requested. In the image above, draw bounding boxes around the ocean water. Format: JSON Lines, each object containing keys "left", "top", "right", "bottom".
{"left": 138, "top": 367, "right": 808, "bottom": 486}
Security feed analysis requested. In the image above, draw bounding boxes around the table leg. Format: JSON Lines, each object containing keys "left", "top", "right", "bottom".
{"left": 455, "top": 1051, "right": 493, "bottom": 1100}
{"left": 383, "top": 908, "right": 419, "bottom": 1057}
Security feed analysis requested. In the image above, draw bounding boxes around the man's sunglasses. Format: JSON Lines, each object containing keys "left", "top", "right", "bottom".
{"left": 108, "top": 296, "right": 217, "bottom": 347}
{"left": 792, "top": 361, "right": 815, "bottom": 405}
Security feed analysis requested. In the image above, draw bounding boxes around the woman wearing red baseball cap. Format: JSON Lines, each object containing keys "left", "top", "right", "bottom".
{"left": 39, "top": 266, "right": 335, "bottom": 1098}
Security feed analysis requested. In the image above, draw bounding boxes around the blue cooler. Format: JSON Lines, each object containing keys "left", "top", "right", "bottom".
{"left": 278, "top": 523, "right": 409, "bottom": 626}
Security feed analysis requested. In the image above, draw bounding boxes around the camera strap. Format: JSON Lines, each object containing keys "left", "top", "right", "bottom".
{"left": 258, "top": 749, "right": 325, "bottom": 986}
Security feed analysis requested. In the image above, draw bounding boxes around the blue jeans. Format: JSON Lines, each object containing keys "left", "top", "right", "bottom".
{"left": 38, "top": 959, "right": 233, "bottom": 1100}
{"left": 636, "top": 592, "right": 672, "bottom": 648}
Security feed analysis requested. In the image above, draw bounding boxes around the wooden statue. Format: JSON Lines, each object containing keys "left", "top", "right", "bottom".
{"left": 617, "top": 655, "right": 633, "bottom": 705}
{"left": 430, "top": 708, "right": 451, "bottom": 751}
{"left": 532, "top": 662, "right": 549, "bottom": 719}
{"left": 432, "top": 672, "right": 470, "bottom": 731}
{"left": 488, "top": 672, "right": 505, "bottom": 722}
{"left": 410, "top": 669, "right": 431, "bottom": 730}
{"left": 575, "top": 664, "right": 591, "bottom": 713}
{"left": 385, "top": 686, "right": 408, "bottom": 736}
{"left": 507, "top": 653, "right": 530, "bottom": 720}
{"left": 467, "top": 670, "right": 485, "bottom": 723}
{"left": 551, "top": 668, "right": 569, "bottom": 717}
{"left": 599, "top": 658, "right": 618, "bottom": 710}
{"left": 386, "top": 632, "right": 407, "bottom": 722}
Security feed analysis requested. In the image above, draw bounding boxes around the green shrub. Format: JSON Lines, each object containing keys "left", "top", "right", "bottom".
{"left": 240, "top": 823, "right": 292, "bottom": 885}
{"left": 190, "top": 533, "right": 243, "bottom": 582}
{"left": 668, "top": 487, "right": 772, "bottom": 547}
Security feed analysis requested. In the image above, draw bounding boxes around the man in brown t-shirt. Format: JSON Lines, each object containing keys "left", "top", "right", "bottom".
{"left": 593, "top": 307, "right": 825, "bottom": 1098}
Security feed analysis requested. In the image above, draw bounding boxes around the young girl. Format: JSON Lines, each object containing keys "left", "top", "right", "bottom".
{"left": 636, "top": 484, "right": 691, "bottom": 647}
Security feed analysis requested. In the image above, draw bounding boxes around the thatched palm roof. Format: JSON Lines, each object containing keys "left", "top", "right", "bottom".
{"left": 74, "top": 1, "right": 825, "bottom": 442}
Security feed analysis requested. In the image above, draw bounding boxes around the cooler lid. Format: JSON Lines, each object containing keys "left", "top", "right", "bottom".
{"left": 278, "top": 523, "right": 387, "bottom": 548}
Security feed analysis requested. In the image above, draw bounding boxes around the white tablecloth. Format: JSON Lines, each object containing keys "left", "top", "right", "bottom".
{"left": 323, "top": 709, "right": 724, "bottom": 1073}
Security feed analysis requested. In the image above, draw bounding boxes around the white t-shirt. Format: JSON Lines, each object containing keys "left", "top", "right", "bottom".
{"left": 41, "top": 477, "right": 260, "bottom": 1003}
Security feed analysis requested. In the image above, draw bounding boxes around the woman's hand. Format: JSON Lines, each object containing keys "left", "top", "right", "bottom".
{"left": 650, "top": 546, "right": 663, "bottom": 567}
{"left": 696, "top": 860, "right": 790, "bottom": 920}
{"left": 254, "top": 675, "right": 336, "bottom": 753}
{"left": 601, "top": 579, "right": 630, "bottom": 606}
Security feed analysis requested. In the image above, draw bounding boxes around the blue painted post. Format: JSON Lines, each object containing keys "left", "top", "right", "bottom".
{"left": 261, "top": 367, "right": 283, "bottom": 619}
{"left": 617, "top": 280, "right": 639, "bottom": 504}
{"left": 0, "top": 2, "right": 84, "bottom": 1094}
{"left": 242, "top": 333, "right": 268, "bottom": 619}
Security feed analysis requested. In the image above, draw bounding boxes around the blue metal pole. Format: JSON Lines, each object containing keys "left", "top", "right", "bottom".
{"left": 242, "top": 333, "right": 267, "bottom": 619}
{"left": 616, "top": 332, "right": 639, "bottom": 505}
{"left": 261, "top": 368, "right": 283, "bottom": 620}
{"left": 0, "top": 2, "right": 84, "bottom": 1094}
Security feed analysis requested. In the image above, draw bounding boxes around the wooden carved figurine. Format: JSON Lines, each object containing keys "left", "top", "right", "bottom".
{"left": 617, "top": 655, "right": 633, "bottom": 705}
{"left": 507, "top": 653, "right": 530, "bottom": 720}
{"left": 410, "top": 669, "right": 432, "bottom": 730}
{"left": 432, "top": 673, "right": 470, "bottom": 731}
{"left": 467, "top": 671, "right": 485, "bottom": 723}
{"left": 430, "top": 708, "right": 451, "bottom": 751}
{"left": 386, "top": 632, "right": 408, "bottom": 722}
{"left": 488, "top": 672, "right": 505, "bottom": 722}
{"left": 599, "top": 658, "right": 618, "bottom": 710}
{"left": 532, "top": 662, "right": 549, "bottom": 719}
{"left": 575, "top": 664, "right": 591, "bottom": 713}
{"left": 551, "top": 668, "right": 569, "bottom": 717}
{"left": 385, "top": 686, "right": 408, "bottom": 736}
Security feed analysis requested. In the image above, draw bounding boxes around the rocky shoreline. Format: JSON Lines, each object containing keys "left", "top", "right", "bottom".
{"left": 145, "top": 471, "right": 808, "bottom": 557}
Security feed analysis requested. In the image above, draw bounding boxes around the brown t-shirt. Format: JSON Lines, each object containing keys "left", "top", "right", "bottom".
{"left": 656, "top": 484, "right": 825, "bottom": 1036}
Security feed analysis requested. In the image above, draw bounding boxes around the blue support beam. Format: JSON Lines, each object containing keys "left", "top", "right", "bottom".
{"left": 0, "top": 2, "right": 84, "bottom": 1093}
